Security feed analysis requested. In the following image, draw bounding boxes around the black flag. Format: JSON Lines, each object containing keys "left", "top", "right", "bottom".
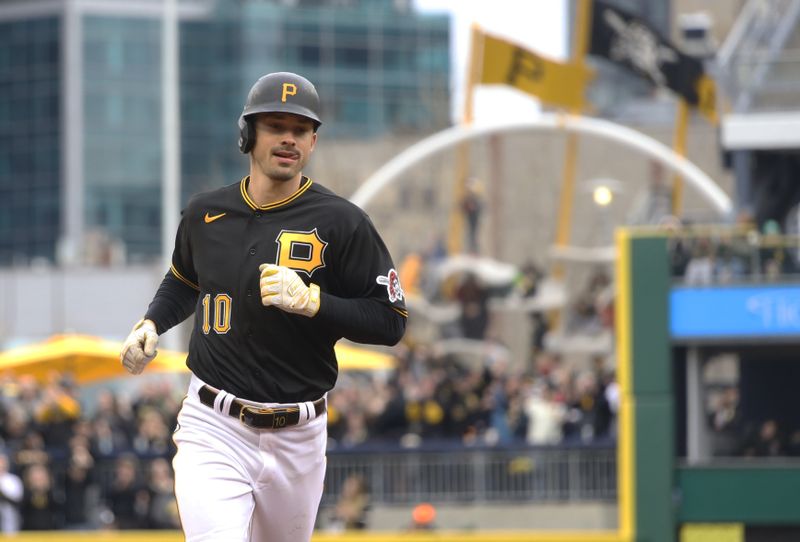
{"left": 589, "top": 0, "right": 704, "bottom": 105}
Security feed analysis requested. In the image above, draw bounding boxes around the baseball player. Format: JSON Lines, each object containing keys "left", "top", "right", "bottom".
{"left": 119, "top": 72, "right": 407, "bottom": 542}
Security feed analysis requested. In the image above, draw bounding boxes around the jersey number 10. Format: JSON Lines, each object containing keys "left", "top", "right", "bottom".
{"left": 201, "top": 293, "right": 232, "bottom": 334}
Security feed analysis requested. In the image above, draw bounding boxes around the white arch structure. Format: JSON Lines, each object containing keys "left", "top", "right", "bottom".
{"left": 350, "top": 113, "right": 733, "bottom": 216}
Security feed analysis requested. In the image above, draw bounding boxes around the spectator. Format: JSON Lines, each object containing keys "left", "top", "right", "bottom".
{"left": 93, "top": 390, "right": 132, "bottom": 440}
{"left": 562, "top": 371, "right": 599, "bottom": 443}
{"left": 340, "top": 411, "right": 369, "bottom": 448}
{"left": 528, "top": 311, "right": 548, "bottom": 357}
{"left": 63, "top": 443, "right": 96, "bottom": 529}
{"left": 604, "top": 374, "right": 620, "bottom": 439}
{"left": 485, "top": 377, "right": 513, "bottom": 445}
{"left": 503, "top": 378, "right": 529, "bottom": 442}
{"left": 714, "top": 241, "right": 747, "bottom": 284}
{"left": 743, "top": 419, "right": 784, "bottom": 457}
{"left": 515, "top": 260, "right": 543, "bottom": 298}
{"left": 566, "top": 268, "right": 611, "bottom": 335}
{"left": 35, "top": 377, "right": 81, "bottom": 451}
{"left": 592, "top": 368, "right": 615, "bottom": 441}
{"left": 144, "top": 458, "right": 180, "bottom": 529}
{"left": 0, "top": 452, "right": 22, "bottom": 534}
{"left": 684, "top": 239, "right": 715, "bottom": 285}
{"left": 759, "top": 219, "right": 795, "bottom": 280}
{"left": 0, "top": 405, "right": 29, "bottom": 463}
{"left": 461, "top": 177, "right": 483, "bottom": 254}
{"left": 329, "top": 474, "right": 370, "bottom": 531}
{"left": 132, "top": 408, "right": 173, "bottom": 456}
{"left": 708, "top": 386, "right": 742, "bottom": 456}
{"left": 91, "top": 418, "right": 130, "bottom": 459}
{"left": 628, "top": 160, "right": 673, "bottom": 226}
{"left": 21, "top": 463, "right": 63, "bottom": 530}
{"left": 14, "top": 432, "right": 48, "bottom": 472}
{"left": 104, "top": 454, "right": 147, "bottom": 530}
{"left": 524, "top": 384, "right": 565, "bottom": 445}
{"left": 370, "top": 382, "right": 408, "bottom": 441}
{"left": 455, "top": 273, "right": 490, "bottom": 340}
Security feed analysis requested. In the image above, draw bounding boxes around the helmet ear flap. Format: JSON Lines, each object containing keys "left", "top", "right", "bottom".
{"left": 238, "top": 116, "right": 254, "bottom": 154}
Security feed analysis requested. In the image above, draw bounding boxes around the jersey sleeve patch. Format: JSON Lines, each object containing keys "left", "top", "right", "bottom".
{"left": 376, "top": 268, "right": 404, "bottom": 303}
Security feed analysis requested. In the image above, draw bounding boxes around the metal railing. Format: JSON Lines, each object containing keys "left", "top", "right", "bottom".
{"left": 667, "top": 228, "right": 800, "bottom": 283}
{"left": 322, "top": 445, "right": 617, "bottom": 506}
{"left": 33, "top": 445, "right": 616, "bottom": 531}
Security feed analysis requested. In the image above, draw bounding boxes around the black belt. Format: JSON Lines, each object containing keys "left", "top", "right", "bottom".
{"left": 198, "top": 385, "right": 325, "bottom": 429}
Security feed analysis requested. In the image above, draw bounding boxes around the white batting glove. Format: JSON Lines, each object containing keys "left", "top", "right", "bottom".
{"left": 119, "top": 319, "right": 159, "bottom": 375}
{"left": 259, "top": 264, "right": 320, "bottom": 317}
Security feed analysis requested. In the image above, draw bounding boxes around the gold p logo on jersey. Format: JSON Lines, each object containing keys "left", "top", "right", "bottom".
{"left": 276, "top": 228, "right": 327, "bottom": 276}
{"left": 281, "top": 83, "right": 297, "bottom": 103}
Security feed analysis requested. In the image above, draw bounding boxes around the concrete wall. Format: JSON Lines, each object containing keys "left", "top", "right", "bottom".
{"left": 355, "top": 502, "right": 617, "bottom": 531}
{"left": 0, "top": 265, "right": 190, "bottom": 350}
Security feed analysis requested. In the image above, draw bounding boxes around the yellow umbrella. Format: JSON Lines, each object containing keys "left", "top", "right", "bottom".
{"left": 0, "top": 335, "right": 394, "bottom": 385}
{"left": 0, "top": 335, "right": 186, "bottom": 384}
{"left": 334, "top": 341, "right": 395, "bottom": 371}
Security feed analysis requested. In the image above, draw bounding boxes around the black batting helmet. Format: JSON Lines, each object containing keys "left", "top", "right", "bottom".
{"left": 238, "top": 72, "right": 322, "bottom": 154}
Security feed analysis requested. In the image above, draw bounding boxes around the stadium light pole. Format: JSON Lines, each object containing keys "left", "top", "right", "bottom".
{"left": 161, "top": 0, "right": 180, "bottom": 349}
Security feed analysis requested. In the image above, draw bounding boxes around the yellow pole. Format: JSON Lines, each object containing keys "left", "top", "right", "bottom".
{"left": 447, "top": 23, "right": 483, "bottom": 255}
{"left": 552, "top": 0, "right": 592, "bottom": 276}
{"left": 671, "top": 99, "right": 689, "bottom": 217}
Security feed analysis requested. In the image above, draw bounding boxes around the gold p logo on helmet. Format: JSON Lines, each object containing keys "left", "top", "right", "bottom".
{"left": 281, "top": 83, "right": 297, "bottom": 103}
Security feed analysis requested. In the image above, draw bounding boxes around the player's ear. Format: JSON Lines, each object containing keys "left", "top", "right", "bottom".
{"left": 309, "top": 132, "right": 317, "bottom": 153}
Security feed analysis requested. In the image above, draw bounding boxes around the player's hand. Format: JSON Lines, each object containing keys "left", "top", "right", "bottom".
{"left": 259, "top": 264, "right": 320, "bottom": 317}
{"left": 120, "top": 319, "right": 159, "bottom": 375}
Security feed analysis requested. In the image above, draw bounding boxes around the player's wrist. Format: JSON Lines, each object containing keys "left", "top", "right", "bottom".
{"left": 132, "top": 318, "right": 158, "bottom": 334}
{"left": 305, "top": 283, "right": 321, "bottom": 317}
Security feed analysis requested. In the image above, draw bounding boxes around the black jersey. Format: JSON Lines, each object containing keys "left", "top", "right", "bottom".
{"left": 145, "top": 176, "right": 407, "bottom": 402}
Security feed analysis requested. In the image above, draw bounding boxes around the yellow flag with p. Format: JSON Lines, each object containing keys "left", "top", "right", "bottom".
{"left": 479, "top": 30, "right": 594, "bottom": 111}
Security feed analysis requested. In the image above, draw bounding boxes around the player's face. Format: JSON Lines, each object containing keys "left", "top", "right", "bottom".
{"left": 251, "top": 113, "right": 317, "bottom": 183}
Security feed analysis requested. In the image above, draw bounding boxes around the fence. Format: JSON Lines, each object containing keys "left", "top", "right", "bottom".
{"left": 39, "top": 444, "right": 616, "bottom": 532}
{"left": 322, "top": 445, "right": 617, "bottom": 507}
{"left": 667, "top": 228, "right": 800, "bottom": 284}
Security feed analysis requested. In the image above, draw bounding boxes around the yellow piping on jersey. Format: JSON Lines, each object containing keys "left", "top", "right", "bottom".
{"left": 239, "top": 176, "right": 313, "bottom": 211}
{"left": 170, "top": 265, "right": 200, "bottom": 291}
{"left": 392, "top": 306, "right": 409, "bottom": 318}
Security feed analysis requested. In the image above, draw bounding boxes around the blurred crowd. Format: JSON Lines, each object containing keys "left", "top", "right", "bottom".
{"left": 0, "top": 345, "right": 621, "bottom": 533}
{"left": 671, "top": 218, "right": 799, "bottom": 285}
{"left": 327, "top": 346, "right": 618, "bottom": 450}
{"left": 0, "top": 374, "right": 181, "bottom": 532}
{"left": 706, "top": 385, "right": 800, "bottom": 458}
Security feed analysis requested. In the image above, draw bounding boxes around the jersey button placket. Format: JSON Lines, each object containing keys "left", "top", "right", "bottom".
{"left": 249, "top": 248, "right": 256, "bottom": 256}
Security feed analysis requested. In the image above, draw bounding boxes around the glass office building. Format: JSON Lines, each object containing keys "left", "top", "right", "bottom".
{"left": 0, "top": 15, "right": 61, "bottom": 265}
{"left": 0, "top": 0, "right": 450, "bottom": 265}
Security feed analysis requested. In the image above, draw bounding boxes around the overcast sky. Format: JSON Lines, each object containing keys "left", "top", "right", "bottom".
{"left": 413, "top": 0, "right": 568, "bottom": 124}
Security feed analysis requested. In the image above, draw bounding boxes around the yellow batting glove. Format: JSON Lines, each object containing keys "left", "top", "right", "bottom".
{"left": 119, "top": 319, "right": 158, "bottom": 375}
{"left": 259, "top": 264, "right": 320, "bottom": 317}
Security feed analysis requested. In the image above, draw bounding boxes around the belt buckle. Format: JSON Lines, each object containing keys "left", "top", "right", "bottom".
{"left": 239, "top": 405, "right": 297, "bottom": 429}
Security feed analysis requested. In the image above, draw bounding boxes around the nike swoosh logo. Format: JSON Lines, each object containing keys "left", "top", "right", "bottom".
{"left": 204, "top": 212, "right": 226, "bottom": 223}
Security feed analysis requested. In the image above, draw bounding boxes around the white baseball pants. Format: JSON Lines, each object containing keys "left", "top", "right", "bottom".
{"left": 172, "top": 375, "right": 327, "bottom": 542}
